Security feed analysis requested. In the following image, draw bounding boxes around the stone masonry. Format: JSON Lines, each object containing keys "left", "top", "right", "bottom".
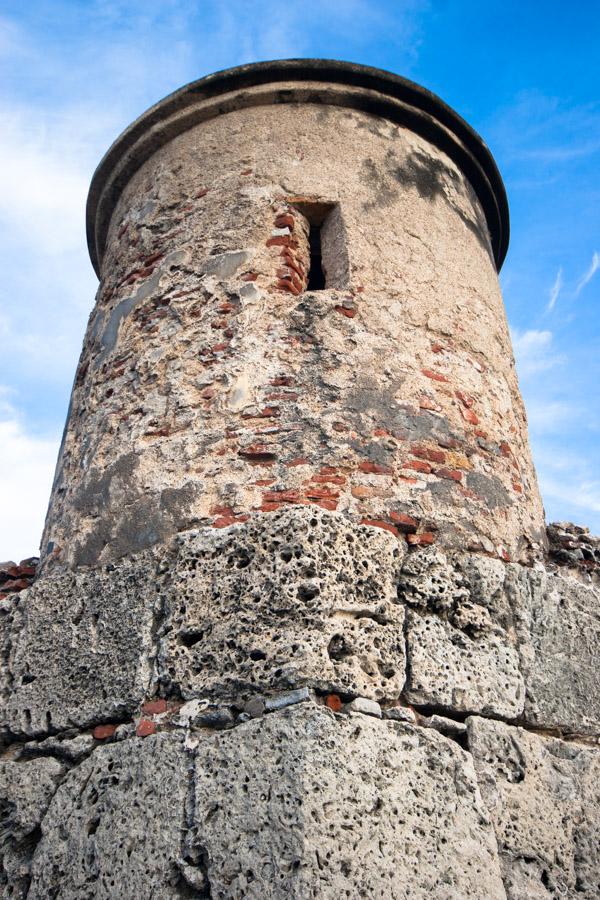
{"left": 1, "top": 60, "right": 599, "bottom": 898}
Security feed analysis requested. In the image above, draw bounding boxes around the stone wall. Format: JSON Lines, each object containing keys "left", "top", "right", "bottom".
{"left": 2, "top": 510, "right": 599, "bottom": 897}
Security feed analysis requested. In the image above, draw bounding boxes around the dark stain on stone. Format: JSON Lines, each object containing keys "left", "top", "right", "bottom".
{"left": 71, "top": 453, "right": 202, "bottom": 566}
{"left": 466, "top": 472, "right": 512, "bottom": 509}
{"left": 360, "top": 158, "right": 398, "bottom": 210}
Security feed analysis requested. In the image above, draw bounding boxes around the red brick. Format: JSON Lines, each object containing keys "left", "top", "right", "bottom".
{"left": 455, "top": 390, "right": 474, "bottom": 408}
{"left": 263, "top": 490, "right": 302, "bottom": 504}
{"left": 240, "top": 168, "right": 252, "bottom": 176}
{"left": 311, "top": 474, "right": 346, "bottom": 485}
{"left": 431, "top": 342, "right": 445, "bottom": 353}
{"left": 360, "top": 518, "right": 400, "bottom": 537}
{"left": 136, "top": 719, "right": 157, "bottom": 738}
{"left": 422, "top": 368, "right": 450, "bottom": 383}
{"left": 93, "top": 724, "right": 117, "bottom": 740}
{"left": 142, "top": 698, "right": 168, "bottom": 715}
{"left": 499, "top": 441, "right": 512, "bottom": 457}
{"left": 286, "top": 456, "right": 309, "bottom": 467}
{"left": 1, "top": 578, "right": 31, "bottom": 592}
{"left": 274, "top": 213, "right": 295, "bottom": 229}
{"left": 460, "top": 407, "right": 479, "bottom": 425}
{"left": 314, "top": 498, "right": 338, "bottom": 511}
{"left": 389, "top": 512, "right": 418, "bottom": 533}
{"left": 276, "top": 278, "right": 301, "bottom": 295}
{"left": 325, "top": 693, "right": 343, "bottom": 712}
{"left": 403, "top": 459, "right": 432, "bottom": 474}
{"left": 406, "top": 532, "right": 436, "bottom": 545}
{"left": 238, "top": 445, "right": 277, "bottom": 460}
{"left": 410, "top": 444, "right": 446, "bottom": 464}
{"left": 241, "top": 272, "right": 258, "bottom": 281}
{"left": 358, "top": 461, "right": 393, "bottom": 475}
{"left": 435, "top": 467, "right": 463, "bottom": 483}
{"left": 335, "top": 305, "right": 357, "bottom": 318}
{"left": 267, "top": 235, "right": 291, "bottom": 248}
{"left": 304, "top": 486, "right": 340, "bottom": 501}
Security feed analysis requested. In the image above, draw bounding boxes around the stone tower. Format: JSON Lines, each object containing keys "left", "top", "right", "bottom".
{"left": 1, "top": 61, "right": 599, "bottom": 898}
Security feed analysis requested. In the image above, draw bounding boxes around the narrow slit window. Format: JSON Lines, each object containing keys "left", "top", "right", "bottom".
{"left": 307, "top": 225, "right": 325, "bottom": 290}
{"left": 287, "top": 200, "right": 349, "bottom": 292}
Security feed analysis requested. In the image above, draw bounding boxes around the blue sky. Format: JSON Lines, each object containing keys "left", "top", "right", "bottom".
{"left": 0, "top": 0, "right": 598, "bottom": 559}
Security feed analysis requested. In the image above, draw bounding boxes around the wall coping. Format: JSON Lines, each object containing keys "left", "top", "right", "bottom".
{"left": 86, "top": 58, "right": 510, "bottom": 276}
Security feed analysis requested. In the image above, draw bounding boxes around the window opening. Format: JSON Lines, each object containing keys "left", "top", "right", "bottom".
{"left": 307, "top": 225, "right": 325, "bottom": 291}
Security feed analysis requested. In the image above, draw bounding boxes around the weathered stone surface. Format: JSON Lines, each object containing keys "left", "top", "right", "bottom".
{"left": 2, "top": 555, "right": 157, "bottom": 737}
{"left": 42, "top": 70, "right": 545, "bottom": 568}
{"left": 159, "top": 508, "right": 406, "bottom": 702}
{"left": 400, "top": 549, "right": 524, "bottom": 717}
{"left": 406, "top": 610, "right": 524, "bottom": 717}
{"left": 468, "top": 716, "right": 600, "bottom": 898}
{"left": 0, "top": 755, "right": 65, "bottom": 898}
{"left": 28, "top": 734, "right": 189, "bottom": 899}
{"left": 506, "top": 566, "right": 600, "bottom": 733}
{"left": 191, "top": 703, "right": 506, "bottom": 898}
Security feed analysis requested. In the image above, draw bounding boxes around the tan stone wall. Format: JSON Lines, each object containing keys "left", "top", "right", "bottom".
{"left": 42, "top": 99, "right": 545, "bottom": 568}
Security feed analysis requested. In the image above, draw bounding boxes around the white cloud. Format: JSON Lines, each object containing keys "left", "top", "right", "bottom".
{"left": 511, "top": 328, "right": 564, "bottom": 377}
{"left": 0, "top": 394, "right": 59, "bottom": 561}
{"left": 546, "top": 267, "right": 562, "bottom": 312}
{"left": 575, "top": 251, "right": 600, "bottom": 297}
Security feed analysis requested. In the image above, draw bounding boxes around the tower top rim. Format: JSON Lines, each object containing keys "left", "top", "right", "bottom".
{"left": 86, "top": 58, "right": 510, "bottom": 276}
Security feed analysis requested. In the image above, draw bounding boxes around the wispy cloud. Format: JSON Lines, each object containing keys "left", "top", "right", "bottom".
{"left": 575, "top": 251, "right": 600, "bottom": 297}
{"left": 546, "top": 267, "right": 563, "bottom": 312}
{"left": 511, "top": 328, "right": 564, "bottom": 377}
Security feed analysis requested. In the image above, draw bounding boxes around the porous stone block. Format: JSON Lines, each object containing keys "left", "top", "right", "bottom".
{"left": 405, "top": 611, "right": 524, "bottom": 717}
{"left": 28, "top": 734, "right": 189, "bottom": 899}
{"left": 159, "top": 508, "right": 406, "bottom": 702}
{"left": 468, "top": 716, "right": 600, "bottom": 898}
{"left": 399, "top": 549, "right": 524, "bottom": 717}
{"left": 190, "top": 703, "right": 506, "bottom": 898}
{"left": 2, "top": 554, "right": 157, "bottom": 737}
{"left": 0, "top": 755, "right": 66, "bottom": 898}
{"left": 506, "top": 566, "right": 600, "bottom": 733}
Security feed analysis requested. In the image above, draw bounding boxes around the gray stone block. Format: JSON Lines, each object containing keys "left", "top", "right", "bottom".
{"left": 28, "top": 734, "right": 189, "bottom": 899}
{"left": 160, "top": 508, "right": 406, "bottom": 702}
{"left": 468, "top": 716, "right": 600, "bottom": 898}
{"left": 190, "top": 703, "right": 506, "bottom": 898}
{"left": 506, "top": 566, "right": 600, "bottom": 732}
{"left": 405, "top": 609, "right": 524, "bottom": 718}
{"left": 0, "top": 755, "right": 65, "bottom": 898}
{"left": 400, "top": 549, "right": 524, "bottom": 718}
{"left": 2, "top": 554, "right": 158, "bottom": 737}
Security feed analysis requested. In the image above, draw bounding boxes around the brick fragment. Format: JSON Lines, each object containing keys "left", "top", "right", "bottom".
{"left": 403, "top": 459, "right": 432, "bottom": 474}
{"left": 389, "top": 512, "right": 418, "bottom": 533}
{"left": 455, "top": 390, "right": 474, "bottom": 408}
{"left": 93, "top": 724, "right": 118, "bottom": 740}
{"left": 360, "top": 518, "right": 400, "bottom": 537}
{"left": 325, "top": 694, "right": 343, "bottom": 712}
{"left": 435, "top": 467, "right": 463, "bottom": 483}
{"left": 141, "top": 698, "right": 168, "bottom": 715}
{"left": 410, "top": 444, "right": 446, "bottom": 464}
{"left": 335, "top": 305, "right": 357, "bottom": 318}
{"left": 136, "top": 719, "right": 157, "bottom": 738}
{"left": 460, "top": 407, "right": 479, "bottom": 425}
{"left": 358, "top": 461, "right": 393, "bottom": 475}
{"left": 421, "top": 368, "right": 450, "bottom": 383}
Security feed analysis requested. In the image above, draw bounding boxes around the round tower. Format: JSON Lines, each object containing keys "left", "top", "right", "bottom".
{"left": 42, "top": 59, "right": 545, "bottom": 569}
{"left": 4, "top": 62, "right": 600, "bottom": 900}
